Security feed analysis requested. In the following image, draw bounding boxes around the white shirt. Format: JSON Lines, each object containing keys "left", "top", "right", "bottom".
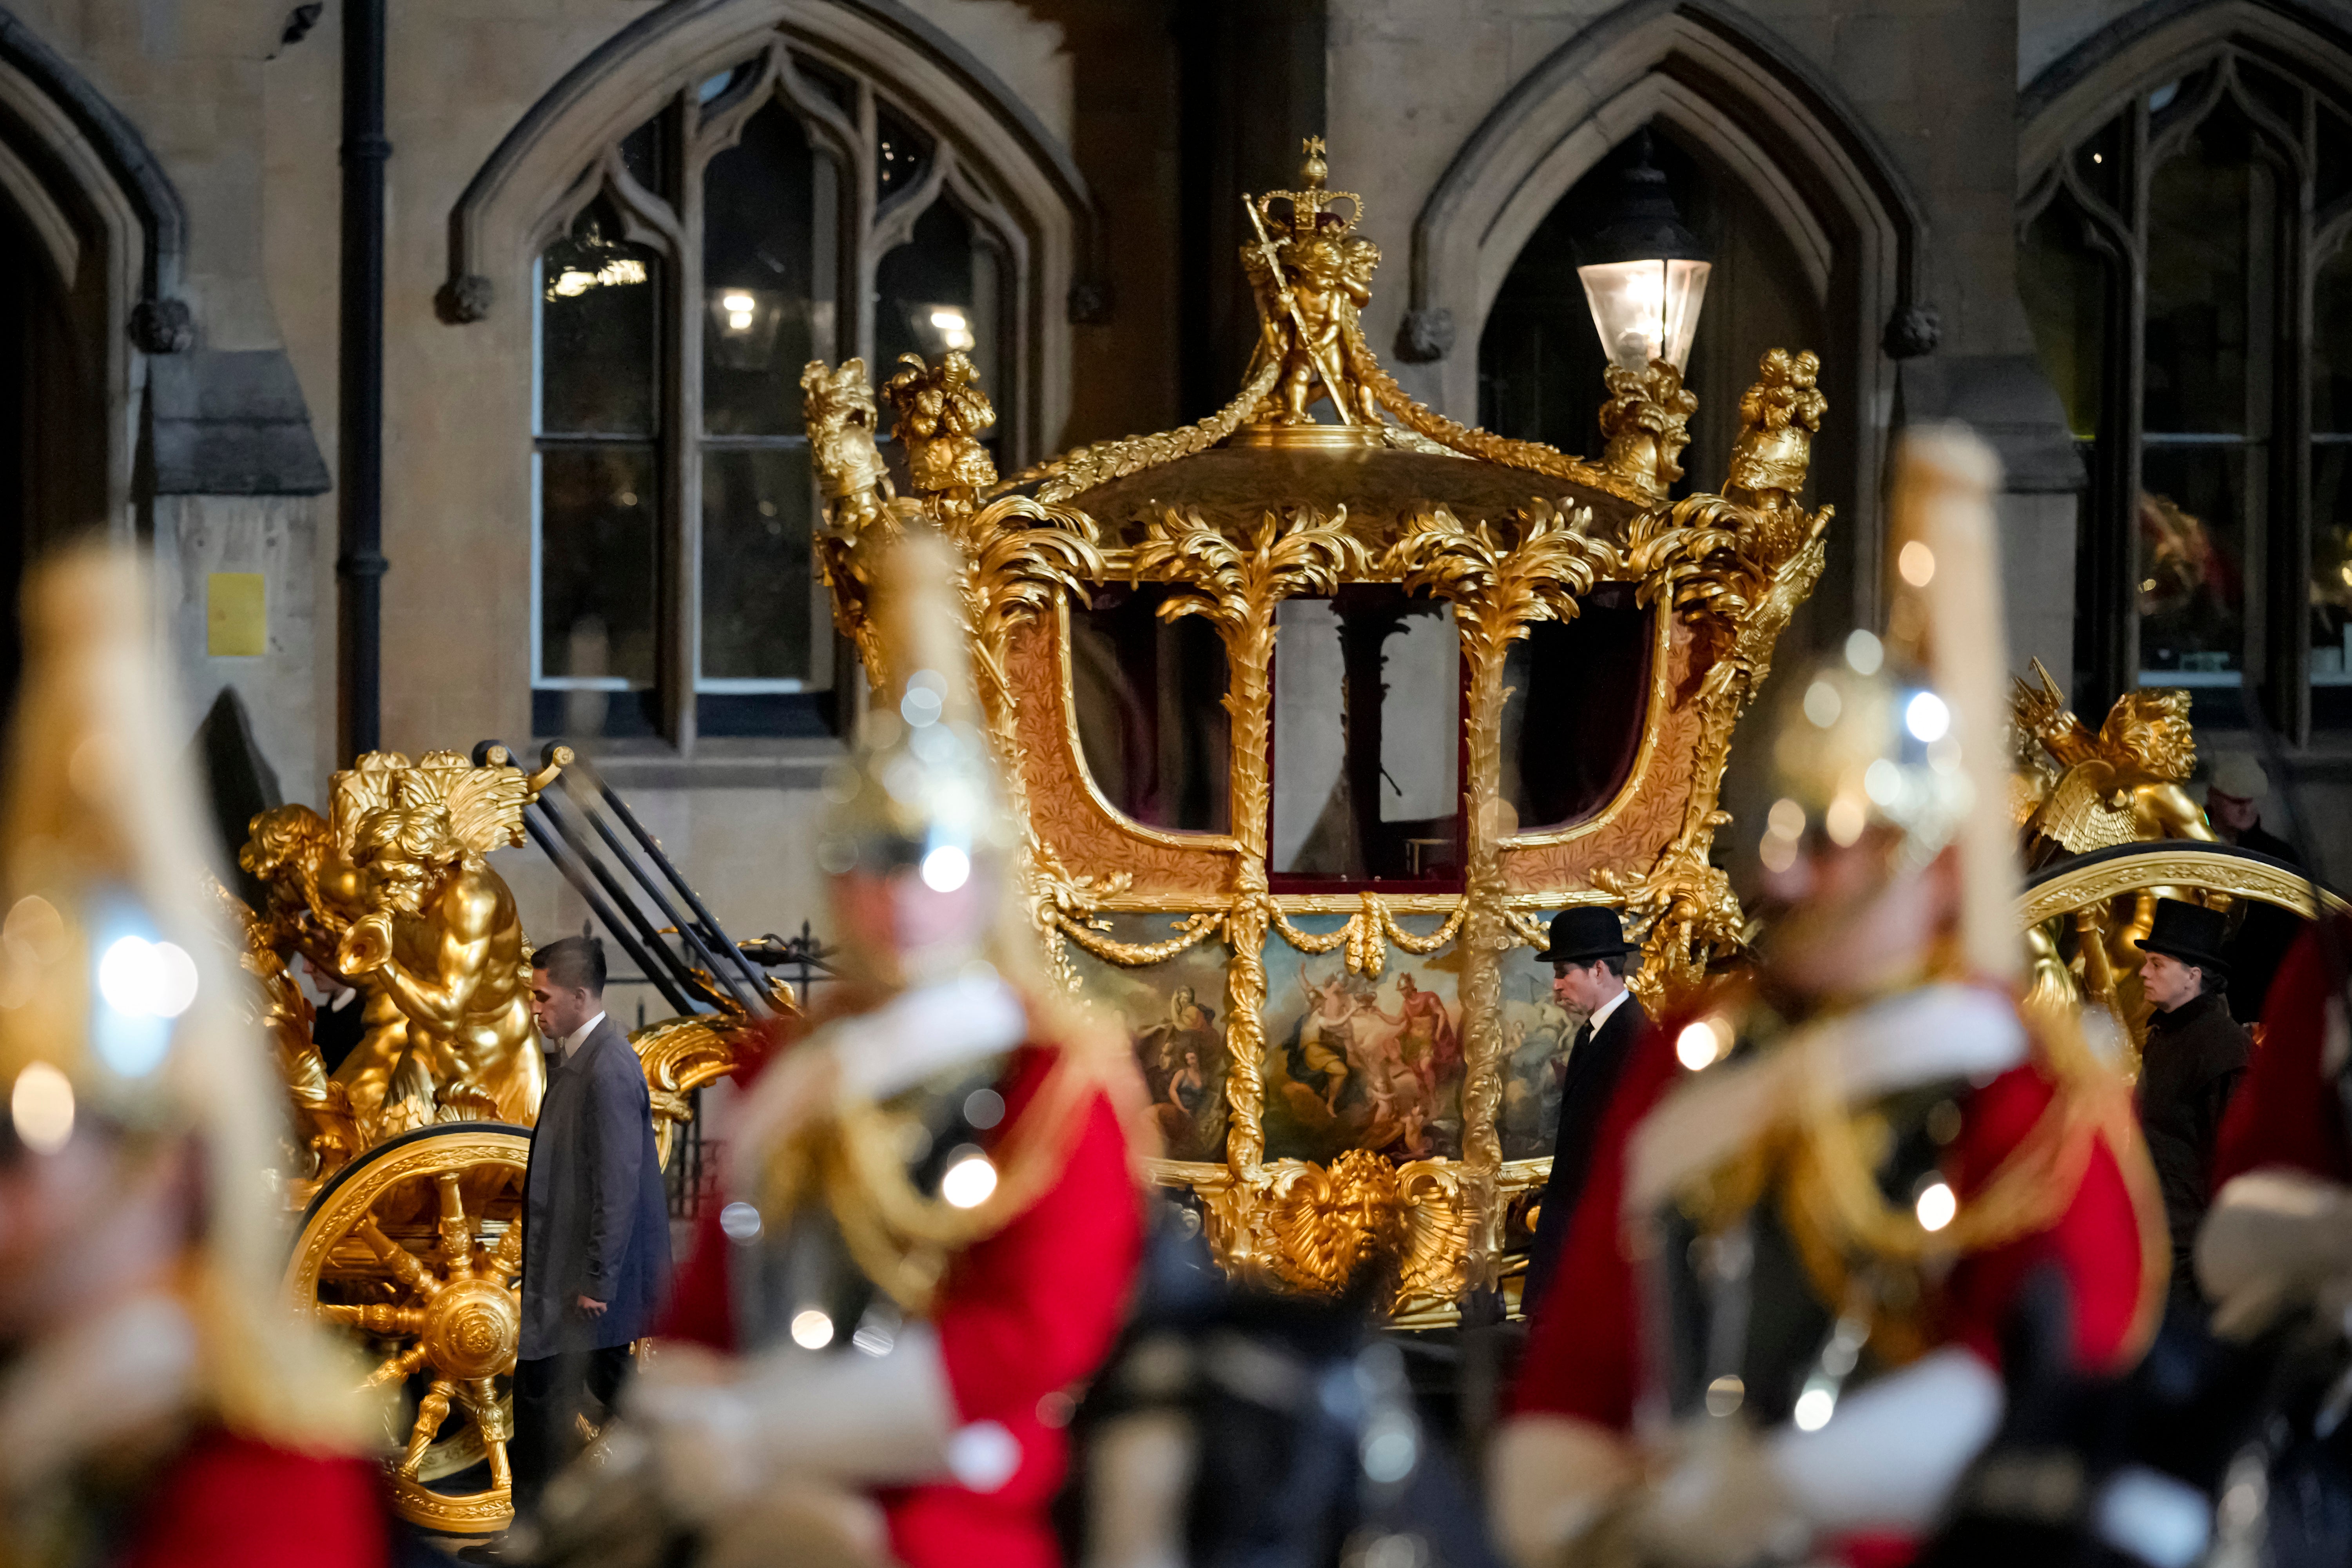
{"left": 325, "top": 985, "right": 358, "bottom": 1014}
{"left": 1584, "top": 986, "right": 1631, "bottom": 1040}
{"left": 559, "top": 1011, "right": 607, "bottom": 1062}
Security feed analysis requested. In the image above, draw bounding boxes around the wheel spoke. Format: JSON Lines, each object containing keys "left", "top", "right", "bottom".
{"left": 320, "top": 1302, "right": 426, "bottom": 1336}
{"left": 363, "top": 1342, "right": 430, "bottom": 1391}
{"left": 484, "top": 1435, "right": 512, "bottom": 1494}
{"left": 400, "top": 1379, "right": 457, "bottom": 1478}
{"left": 434, "top": 1173, "right": 476, "bottom": 1280}
{"left": 486, "top": 1217, "right": 524, "bottom": 1285}
{"left": 357, "top": 1216, "right": 444, "bottom": 1301}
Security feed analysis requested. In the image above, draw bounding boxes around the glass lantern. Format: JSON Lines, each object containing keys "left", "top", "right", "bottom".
{"left": 1576, "top": 256, "right": 1711, "bottom": 372}
{"left": 1574, "top": 130, "right": 1712, "bottom": 373}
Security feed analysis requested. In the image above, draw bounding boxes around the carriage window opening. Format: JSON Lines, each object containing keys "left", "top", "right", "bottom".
{"left": 1068, "top": 586, "right": 1230, "bottom": 833}
{"left": 1269, "top": 591, "right": 1461, "bottom": 886}
{"left": 1496, "top": 595, "right": 1652, "bottom": 832}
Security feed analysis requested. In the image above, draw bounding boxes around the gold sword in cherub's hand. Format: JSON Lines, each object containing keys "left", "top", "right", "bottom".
{"left": 1242, "top": 192, "right": 1357, "bottom": 425}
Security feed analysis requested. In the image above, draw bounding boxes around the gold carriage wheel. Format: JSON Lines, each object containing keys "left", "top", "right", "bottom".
{"left": 285, "top": 1122, "right": 532, "bottom": 1536}
{"left": 2018, "top": 841, "right": 2351, "bottom": 928}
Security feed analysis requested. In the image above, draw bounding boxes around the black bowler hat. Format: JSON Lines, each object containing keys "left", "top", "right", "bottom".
{"left": 1537, "top": 907, "right": 1638, "bottom": 965}
{"left": 2136, "top": 898, "right": 2231, "bottom": 978}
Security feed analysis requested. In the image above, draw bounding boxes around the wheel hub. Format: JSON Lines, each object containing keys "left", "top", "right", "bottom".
{"left": 421, "top": 1277, "right": 519, "bottom": 1380}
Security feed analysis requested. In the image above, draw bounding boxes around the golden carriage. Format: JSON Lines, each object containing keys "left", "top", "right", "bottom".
{"left": 806, "top": 140, "right": 1837, "bottom": 1320}
{"left": 231, "top": 744, "right": 767, "bottom": 1534}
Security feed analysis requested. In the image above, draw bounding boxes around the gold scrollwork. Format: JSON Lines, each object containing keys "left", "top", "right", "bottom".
{"left": 809, "top": 138, "right": 1838, "bottom": 1315}
{"left": 1389, "top": 498, "right": 1614, "bottom": 1288}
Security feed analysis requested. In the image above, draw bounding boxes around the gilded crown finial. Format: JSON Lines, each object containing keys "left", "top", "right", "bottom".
{"left": 1301, "top": 135, "right": 1329, "bottom": 189}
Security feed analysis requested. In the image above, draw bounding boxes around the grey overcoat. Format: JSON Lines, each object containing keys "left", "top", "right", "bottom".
{"left": 519, "top": 1016, "right": 672, "bottom": 1358}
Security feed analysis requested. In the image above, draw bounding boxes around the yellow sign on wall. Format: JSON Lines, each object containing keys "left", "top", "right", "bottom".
{"left": 207, "top": 572, "right": 267, "bottom": 656}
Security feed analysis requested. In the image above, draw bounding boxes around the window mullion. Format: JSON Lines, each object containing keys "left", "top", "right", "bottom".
{"left": 668, "top": 94, "right": 704, "bottom": 755}
{"left": 2279, "top": 123, "right": 2318, "bottom": 740}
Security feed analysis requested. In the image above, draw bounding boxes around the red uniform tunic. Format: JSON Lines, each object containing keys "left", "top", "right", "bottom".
{"left": 1511, "top": 1004, "right": 2152, "bottom": 1561}
{"left": 117, "top": 1429, "right": 389, "bottom": 1568}
{"left": 663, "top": 1040, "right": 1142, "bottom": 1568}
{"left": 2213, "top": 917, "right": 2352, "bottom": 1187}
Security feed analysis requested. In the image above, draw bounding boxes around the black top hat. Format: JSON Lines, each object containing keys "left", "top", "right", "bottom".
{"left": 1537, "top": 907, "right": 1638, "bottom": 965}
{"left": 2135, "top": 898, "right": 2231, "bottom": 978}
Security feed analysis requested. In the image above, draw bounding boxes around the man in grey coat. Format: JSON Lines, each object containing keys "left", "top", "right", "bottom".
{"left": 509, "top": 935, "right": 670, "bottom": 1524}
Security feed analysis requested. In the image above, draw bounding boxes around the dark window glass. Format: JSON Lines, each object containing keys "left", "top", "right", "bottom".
{"left": 2071, "top": 118, "right": 2127, "bottom": 210}
{"left": 1496, "top": 595, "right": 1651, "bottom": 831}
{"left": 2312, "top": 445, "right": 2352, "bottom": 680}
{"left": 2138, "top": 444, "right": 2248, "bottom": 673}
{"left": 538, "top": 445, "right": 659, "bottom": 686}
{"left": 875, "top": 201, "right": 997, "bottom": 392}
{"left": 2020, "top": 198, "right": 2111, "bottom": 440}
{"left": 619, "top": 114, "right": 664, "bottom": 198}
{"left": 2319, "top": 107, "right": 2352, "bottom": 212}
{"left": 702, "top": 102, "right": 818, "bottom": 436}
{"left": 539, "top": 201, "right": 660, "bottom": 437}
{"left": 2144, "top": 111, "right": 2262, "bottom": 433}
{"left": 1069, "top": 586, "right": 1231, "bottom": 833}
{"left": 875, "top": 103, "right": 933, "bottom": 199}
{"left": 2237, "top": 60, "right": 2303, "bottom": 133}
{"left": 696, "top": 59, "right": 758, "bottom": 123}
{"left": 2314, "top": 246, "right": 2352, "bottom": 433}
{"left": 700, "top": 446, "right": 814, "bottom": 682}
{"left": 791, "top": 51, "right": 857, "bottom": 116}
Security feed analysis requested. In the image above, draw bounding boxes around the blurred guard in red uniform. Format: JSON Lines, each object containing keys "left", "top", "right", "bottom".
{"left": 0, "top": 550, "right": 388, "bottom": 1568}
{"left": 1490, "top": 430, "right": 2166, "bottom": 1568}
{"left": 530, "top": 533, "right": 1143, "bottom": 1568}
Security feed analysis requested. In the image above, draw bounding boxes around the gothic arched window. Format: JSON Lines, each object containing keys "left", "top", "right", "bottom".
{"left": 2021, "top": 49, "right": 2352, "bottom": 736}
{"left": 530, "top": 43, "right": 1019, "bottom": 741}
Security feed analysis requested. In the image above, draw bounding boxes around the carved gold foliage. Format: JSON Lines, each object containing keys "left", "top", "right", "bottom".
{"left": 1598, "top": 358, "right": 1699, "bottom": 499}
{"left": 881, "top": 350, "right": 997, "bottom": 504}
{"left": 995, "top": 357, "right": 1286, "bottom": 504}
{"left": 1338, "top": 318, "right": 1648, "bottom": 506}
{"left": 1594, "top": 351, "right": 1837, "bottom": 1019}
{"left": 1130, "top": 506, "right": 1370, "bottom": 1176}
{"left": 1385, "top": 500, "right": 1616, "bottom": 1289}
{"left": 1267, "top": 894, "right": 1466, "bottom": 979}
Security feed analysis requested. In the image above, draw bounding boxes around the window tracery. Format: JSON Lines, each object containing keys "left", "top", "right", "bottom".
{"left": 529, "top": 34, "right": 1027, "bottom": 741}
{"left": 2021, "top": 44, "right": 2352, "bottom": 735}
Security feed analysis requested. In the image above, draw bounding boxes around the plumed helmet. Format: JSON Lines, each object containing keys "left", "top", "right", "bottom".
{"left": 816, "top": 529, "right": 1017, "bottom": 894}
{"left": 1756, "top": 426, "right": 2020, "bottom": 982}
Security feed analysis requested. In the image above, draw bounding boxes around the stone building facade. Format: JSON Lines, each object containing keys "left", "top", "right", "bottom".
{"left": 1, "top": 0, "right": 2344, "bottom": 1004}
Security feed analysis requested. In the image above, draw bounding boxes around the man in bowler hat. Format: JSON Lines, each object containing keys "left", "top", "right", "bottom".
{"left": 1522, "top": 907, "right": 1646, "bottom": 1314}
{"left": 2135, "top": 897, "right": 2251, "bottom": 1300}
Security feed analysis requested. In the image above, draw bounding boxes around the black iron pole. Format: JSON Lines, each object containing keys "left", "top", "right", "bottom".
{"left": 337, "top": 0, "right": 389, "bottom": 758}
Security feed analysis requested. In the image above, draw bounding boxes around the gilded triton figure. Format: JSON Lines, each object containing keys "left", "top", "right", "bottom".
{"left": 238, "top": 747, "right": 561, "bottom": 1134}
{"left": 2011, "top": 659, "right": 2216, "bottom": 1041}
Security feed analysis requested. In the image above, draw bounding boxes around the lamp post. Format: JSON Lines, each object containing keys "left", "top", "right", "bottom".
{"left": 1576, "top": 131, "right": 1712, "bottom": 373}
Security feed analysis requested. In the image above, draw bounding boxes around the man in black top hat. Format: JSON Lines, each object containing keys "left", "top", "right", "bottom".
{"left": 2135, "top": 897, "right": 2251, "bottom": 1300}
{"left": 1522, "top": 906, "right": 1646, "bottom": 1315}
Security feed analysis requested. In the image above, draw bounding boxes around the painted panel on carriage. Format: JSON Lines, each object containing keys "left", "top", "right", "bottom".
{"left": 1259, "top": 912, "right": 1467, "bottom": 1164}
{"left": 1063, "top": 914, "right": 1233, "bottom": 1164}
{"left": 1498, "top": 926, "right": 1584, "bottom": 1163}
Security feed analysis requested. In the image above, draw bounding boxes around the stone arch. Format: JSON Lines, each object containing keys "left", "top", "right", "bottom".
{"left": 1401, "top": 0, "right": 1929, "bottom": 620}
{"left": 0, "top": 11, "right": 191, "bottom": 539}
{"left": 2021, "top": 0, "right": 2352, "bottom": 180}
{"left": 440, "top": 0, "right": 1097, "bottom": 453}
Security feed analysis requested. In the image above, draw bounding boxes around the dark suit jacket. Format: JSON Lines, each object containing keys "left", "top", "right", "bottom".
{"left": 520, "top": 1016, "right": 671, "bottom": 1358}
{"left": 1522, "top": 992, "right": 1647, "bottom": 1318}
{"left": 2137, "top": 989, "right": 2249, "bottom": 1286}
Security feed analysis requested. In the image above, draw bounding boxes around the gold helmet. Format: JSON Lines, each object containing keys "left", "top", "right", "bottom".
{"left": 1755, "top": 426, "right": 2020, "bottom": 983}
{"left": 816, "top": 530, "right": 1020, "bottom": 987}
{"left": 0, "top": 547, "right": 364, "bottom": 1445}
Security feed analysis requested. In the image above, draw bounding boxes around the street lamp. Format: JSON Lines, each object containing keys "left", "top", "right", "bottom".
{"left": 1577, "top": 131, "right": 1712, "bottom": 373}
